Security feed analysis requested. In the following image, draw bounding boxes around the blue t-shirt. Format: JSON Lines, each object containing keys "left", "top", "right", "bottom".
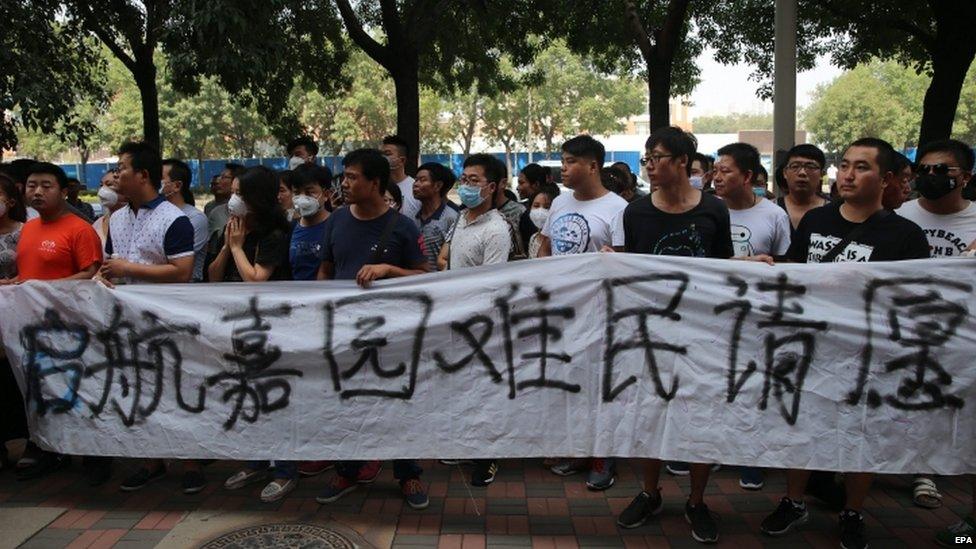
{"left": 322, "top": 207, "right": 424, "bottom": 280}
{"left": 290, "top": 219, "right": 328, "bottom": 281}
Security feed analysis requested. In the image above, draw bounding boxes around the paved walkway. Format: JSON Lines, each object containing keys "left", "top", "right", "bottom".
{"left": 1, "top": 442, "right": 966, "bottom": 548}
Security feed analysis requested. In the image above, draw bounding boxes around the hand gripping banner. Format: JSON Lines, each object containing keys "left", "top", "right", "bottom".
{"left": 1, "top": 254, "right": 974, "bottom": 474}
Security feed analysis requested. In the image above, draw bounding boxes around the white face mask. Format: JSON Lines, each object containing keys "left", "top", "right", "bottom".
{"left": 529, "top": 207, "right": 549, "bottom": 230}
{"left": 288, "top": 156, "right": 306, "bottom": 170}
{"left": 98, "top": 186, "right": 119, "bottom": 208}
{"left": 227, "top": 194, "right": 249, "bottom": 217}
{"left": 689, "top": 175, "right": 704, "bottom": 190}
{"left": 293, "top": 194, "right": 321, "bottom": 217}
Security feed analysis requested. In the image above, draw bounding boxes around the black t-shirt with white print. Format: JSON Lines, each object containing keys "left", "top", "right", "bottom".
{"left": 786, "top": 201, "right": 930, "bottom": 263}
{"left": 615, "top": 191, "right": 734, "bottom": 259}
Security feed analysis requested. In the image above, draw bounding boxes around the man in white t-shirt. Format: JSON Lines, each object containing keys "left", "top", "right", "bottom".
{"left": 162, "top": 158, "right": 209, "bottom": 282}
{"left": 898, "top": 139, "right": 976, "bottom": 257}
{"left": 713, "top": 142, "right": 791, "bottom": 261}
{"left": 538, "top": 135, "right": 627, "bottom": 490}
{"left": 382, "top": 135, "right": 421, "bottom": 220}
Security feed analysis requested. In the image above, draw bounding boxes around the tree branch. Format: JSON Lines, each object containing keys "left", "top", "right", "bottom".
{"left": 74, "top": 2, "right": 137, "bottom": 72}
{"left": 823, "top": 0, "right": 936, "bottom": 54}
{"left": 335, "top": 0, "right": 391, "bottom": 67}
{"left": 624, "top": 0, "right": 654, "bottom": 62}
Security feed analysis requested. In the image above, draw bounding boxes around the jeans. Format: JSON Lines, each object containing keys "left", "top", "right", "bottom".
{"left": 248, "top": 460, "right": 298, "bottom": 480}
{"left": 336, "top": 460, "right": 422, "bottom": 482}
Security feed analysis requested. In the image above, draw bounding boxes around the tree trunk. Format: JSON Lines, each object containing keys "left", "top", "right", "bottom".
{"left": 918, "top": 29, "right": 976, "bottom": 145}
{"left": 647, "top": 57, "right": 674, "bottom": 132}
{"left": 79, "top": 147, "right": 90, "bottom": 188}
{"left": 393, "top": 67, "right": 421, "bottom": 175}
{"left": 133, "top": 61, "right": 161, "bottom": 151}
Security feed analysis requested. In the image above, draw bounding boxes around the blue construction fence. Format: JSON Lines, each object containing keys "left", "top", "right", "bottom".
{"left": 61, "top": 151, "right": 645, "bottom": 190}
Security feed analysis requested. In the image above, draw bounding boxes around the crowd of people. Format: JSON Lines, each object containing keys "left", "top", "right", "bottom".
{"left": 1, "top": 127, "right": 975, "bottom": 548}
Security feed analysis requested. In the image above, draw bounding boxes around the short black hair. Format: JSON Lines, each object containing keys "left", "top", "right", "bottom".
{"left": 66, "top": 177, "right": 82, "bottom": 187}
{"left": 848, "top": 137, "right": 897, "bottom": 175}
{"left": 286, "top": 136, "right": 318, "bottom": 157}
{"left": 385, "top": 178, "right": 403, "bottom": 210}
{"left": 561, "top": 135, "right": 605, "bottom": 168}
{"left": 892, "top": 151, "right": 912, "bottom": 174}
{"left": 717, "top": 142, "right": 761, "bottom": 181}
{"left": 463, "top": 153, "right": 507, "bottom": 184}
{"left": 533, "top": 182, "right": 561, "bottom": 203}
{"left": 5, "top": 158, "right": 37, "bottom": 185}
{"left": 520, "top": 163, "right": 548, "bottom": 187}
{"left": 382, "top": 135, "right": 410, "bottom": 157}
{"left": 26, "top": 161, "right": 69, "bottom": 189}
{"left": 162, "top": 158, "right": 194, "bottom": 206}
{"left": 118, "top": 141, "right": 163, "bottom": 189}
{"left": 601, "top": 167, "right": 628, "bottom": 194}
{"left": 646, "top": 126, "right": 698, "bottom": 176}
{"left": 785, "top": 143, "right": 826, "bottom": 169}
{"left": 343, "top": 148, "right": 391, "bottom": 192}
{"left": 418, "top": 162, "right": 456, "bottom": 198}
{"left": 756, "top": 164, "right": 768, "bottom": 183}
{"left": 224, "top": 163, "right": 246, "bottom": 179}
{"left": 917, "top": 138, "right": 975, "bottom": 172}
{"left": 293, "top": 163, "right": 334, "bottom": 190}
{"left": 691, "top": 152, "right": 713, "bottom": 171}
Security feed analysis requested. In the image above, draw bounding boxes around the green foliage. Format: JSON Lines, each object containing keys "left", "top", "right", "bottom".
{"left": 803, "top": 59, "right": 976, "bottom": 153}
{"left": 693, "top": 112, "right": 774, "bottom": 133}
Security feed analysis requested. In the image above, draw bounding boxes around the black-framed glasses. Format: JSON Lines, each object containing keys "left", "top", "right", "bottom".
{"left": 786, "top": 162, "right": 822, "bottom": 173}
{"left": 639, "top": 154, "right": 674, "bottom": 166}
{"left": 916, "top": 163, "right": 963, "bottom": 176}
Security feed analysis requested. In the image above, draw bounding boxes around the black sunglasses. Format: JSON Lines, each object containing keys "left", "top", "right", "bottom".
{"left": 916, "top": 163, "right": 962, "bottom": 176}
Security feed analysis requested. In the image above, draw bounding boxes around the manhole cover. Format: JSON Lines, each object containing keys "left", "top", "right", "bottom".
{"left": 201, "top": 523, "right": 366, "bottom": 549}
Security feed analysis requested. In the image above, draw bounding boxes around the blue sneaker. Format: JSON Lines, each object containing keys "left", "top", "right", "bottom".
{"left": 739, "top": 467, "right": 764, "bottom": 490}
{"left": 586, "top": 458, "right": 615, "bottom": 491}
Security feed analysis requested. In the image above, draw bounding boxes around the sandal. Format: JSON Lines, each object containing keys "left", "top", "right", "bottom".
{"left": 913, "top": 476, "right": 943, "bottom": 509}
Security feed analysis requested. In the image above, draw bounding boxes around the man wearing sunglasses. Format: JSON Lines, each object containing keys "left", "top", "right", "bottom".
{"left": 897, "top": 139, "right": 976, "bottom": 258}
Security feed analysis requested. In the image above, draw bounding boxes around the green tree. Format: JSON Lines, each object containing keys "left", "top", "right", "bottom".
{"left": 334, "top": 0, "right": 542, "bottom": 172}
{"left": 443, "top": 86, "right": 483, "bottom": 157}
{"left": 692, "top": 112, "right": 775, "bottom": 133}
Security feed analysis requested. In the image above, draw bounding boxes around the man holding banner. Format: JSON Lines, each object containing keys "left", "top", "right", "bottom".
{"left": 761, "top": 138, "right": 930, "bottom": 549}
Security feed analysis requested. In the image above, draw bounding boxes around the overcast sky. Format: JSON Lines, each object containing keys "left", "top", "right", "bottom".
{"left": 689, "top": 50, "right": 844, "bottom": 117}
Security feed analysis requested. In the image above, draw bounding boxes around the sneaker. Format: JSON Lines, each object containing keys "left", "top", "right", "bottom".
{"left": 471, "top": 460, "right": 497, "bottom": 487}
{"left": 550, "top": 458, "right": 590, "bottom": 477}
{"left": 839, "top": 509, "right": 867, "bottom": 549}
{"left": 617, "top": 489, "right": 664, "bottom": 529}
{"left": 666, "top": 462, "right": 690, "bottom": 476}
{"left": 298, "top": 460, "right": 334, "bottom": 477}
{"left": 16, "top": 441, "right": 43, "bottom": 468}
{"left": 738, "top": 467, "right": 764, "bottom": 491}
{"left": 685, "top": 500, "right": 719, "bottom": 544}
{"left": 224, "top": 468, "right": 266, "bottom": 490}
{"left": 316, "top": 475, "right": 358, "bottom": 503}
{"left": 760, "top": 497, "right": 808, "bottom": 536}
{"left": 401, "top": 478, "right": 429, "bottom": 510}
{"left": 260, "top": 478, "right": 296, "bottom": 503}
{"left": 586, "top": 458, "right": 615, "bottom": 491}
{"left": 356, "top": 461, "right": 382, "bottom": 483}
{"left": 710, "top": 464, "right": 721, "bottom": 472}
{"left": 182, "top": 470, "right": 207, "bottom": 494}
{"left": 16, "top": 452, "right": 69, "bottom": 481}
{"left": 936, "top": 516, "right": 976, "bottom": 547}
{"left": 120, "top": 466, "right": 166, "bottom": 492}
{"left": 439, "top": 459, "right": 474, "bottom": 466}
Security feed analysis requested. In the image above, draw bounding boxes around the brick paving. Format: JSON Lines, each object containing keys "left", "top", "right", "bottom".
{"left": 1, "top": 451, "right": 966, "bottom": 548}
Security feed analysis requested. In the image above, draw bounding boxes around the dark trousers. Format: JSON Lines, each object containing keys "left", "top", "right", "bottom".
{"left": 0, "top": 356, "right": 28, "bottom": 444}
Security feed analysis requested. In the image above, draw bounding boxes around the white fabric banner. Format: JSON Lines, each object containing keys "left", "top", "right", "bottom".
{"left": 1, "top": 254, "right": 974, "bottom": 474}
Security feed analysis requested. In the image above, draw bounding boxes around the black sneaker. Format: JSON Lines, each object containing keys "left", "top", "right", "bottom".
{"left": 839, "top": 509, "right": 867, "bottom": 549}
{"left": 760, "top": 497, "right": 808, "bottom": 536}
{"left": 471, "top": 460, "right": 497, "bottom": 487}
{"left": 120, "top": 466, "right": 166, "bottom": 492}
{"left": 685, "top": 500, "right": 719, "bottom": 544}
{"left": 182, "top": 470, "right": 207, "bottom": 494}
{"left": 15, "top": 452, "right": 69, "bottom": 481}
{"left": 617, "top": 489, "right": 663, "bottom": 529}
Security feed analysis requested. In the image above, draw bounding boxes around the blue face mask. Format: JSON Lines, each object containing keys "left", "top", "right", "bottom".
{"left": 458, "top": 184, "right": 487, "bottom": 208}
{"left": 752, "top": 186, "right": 767, "bottom": 198}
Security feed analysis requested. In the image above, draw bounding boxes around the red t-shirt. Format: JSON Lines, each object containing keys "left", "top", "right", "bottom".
{"left": 16, "top": 213, "right": 103, "bottom": 281}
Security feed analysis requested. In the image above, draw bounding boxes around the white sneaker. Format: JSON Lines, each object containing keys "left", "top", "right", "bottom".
{"left": 224, "top": 468, "right": 265, "bottom": 490}
{"left": 260, "top": 478, "right": 297, "bottom": 502}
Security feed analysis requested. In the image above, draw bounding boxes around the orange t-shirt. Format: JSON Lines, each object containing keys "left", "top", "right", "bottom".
{"left": 16, "top": 213, "right": 104, "bottom": 281}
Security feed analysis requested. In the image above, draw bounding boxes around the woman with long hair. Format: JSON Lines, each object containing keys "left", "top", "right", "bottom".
{"left": 206, "top": 166, "right": 295, "bottom": 502}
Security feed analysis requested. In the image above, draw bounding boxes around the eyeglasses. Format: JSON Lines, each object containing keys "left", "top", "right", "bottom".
{"left": 459, "top": 176, "right": 491, "bottom": 186}
{"left": 639, "top": 154, "right": 674, "bottom": 166}
{"left": 916, "top": 163, "right": 963, "bottom": 176}
{"left": 786, "top": 162, "right": 822, "bottom": 173}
